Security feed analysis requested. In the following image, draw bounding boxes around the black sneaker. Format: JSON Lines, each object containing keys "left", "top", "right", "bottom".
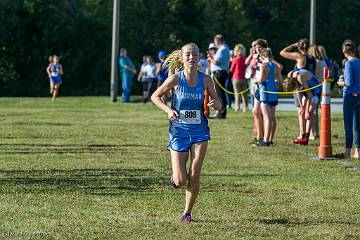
{"left": 254, "top": 140, "right": 270, "bottom": 147}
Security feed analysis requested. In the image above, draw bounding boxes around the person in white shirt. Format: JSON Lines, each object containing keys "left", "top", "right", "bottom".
{"left": 137, "top": 56, "right": 149, "bottom": 103}
{"left": 143, "top": 56, "right": 157, "bottom": 103}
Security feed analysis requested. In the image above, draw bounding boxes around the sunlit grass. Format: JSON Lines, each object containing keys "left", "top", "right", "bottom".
{"left": 0, "top": 97, "right": 359, "bottom": 239}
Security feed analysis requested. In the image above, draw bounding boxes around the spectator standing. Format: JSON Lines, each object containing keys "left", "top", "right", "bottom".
{"left": 156, "top": 50, "right": 168, "bottom": 87}
{"left": 208, "top": 34, "right": 230, "bottom": 119}
{"left": 225, "top": 50, "right": 234, "bottom": 109}
{"left": 119, "top": 48, "right": 136, "bottom": 102}
{"left": 253, "top": 48, "right": 280, "bottom": 146}
{"left": 280, "top": 39, "right": 316, "bottom": 74}
{"left": 251, "top": 39, "right": 268, "bottom": 145}
{"left": 308, "top": 45, "right": 325, "bottom": 139}
{"left": 245, "top": 41, "right": 258, "bottom": 110}
{"left": 337, "top": 40, "right": 360, "bottom": 159}
{"left": 280, "top": 39, "right": 317, "bottom": 142}
{"left": 318, "top": 45, "right": 332, "bottom": 69}
{"left": 143, "top": 56, "right": 157, "bottom": 103}
{"left": 206, "top": 43, "right": 217, "bottom": 76}
{"left": 137, "top": 56, "right": 148, "bottom": 103}
{"left": 230, "top": 44, "right": 248, "bottom": 112}
{"left": 156, "top": 50, "right": 169, "bottom": 104}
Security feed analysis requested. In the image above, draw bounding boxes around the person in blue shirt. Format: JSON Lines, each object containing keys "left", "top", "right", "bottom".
{"left": 46, "top": 55, "right": 63, "bottom": 101}
{"left": 283, "top": 69, "right": 322, "bottom": 146}
{"left": 119, "top": 48, "right": 136, "bottom": 102}
{"left": 156, "top": 50, "right": 168, "bottom": 87}
{"left": 156, "top": 50, "right": 169, "bottom": 104}
{"left": 253, "top": 48, "right": 281, "bottom": 146}
{"left": 151, "top": 43, "right": 221, "bottom": 223}
{"left": 337, "top": 40, "right": 360, "bottom": 158}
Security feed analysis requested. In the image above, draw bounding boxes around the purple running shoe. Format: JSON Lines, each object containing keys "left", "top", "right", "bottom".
{"left": 181, "top": 213, "right": 193, "bottom": 223}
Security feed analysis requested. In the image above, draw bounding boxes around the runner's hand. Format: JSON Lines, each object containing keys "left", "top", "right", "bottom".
{"left": 207, "top": 99, "right": 215, "bottom": 108}
{"left": 167, "top": 110, "right": 179, "bottom": 121}
{"left": 208, "top": 99, "right": 221, "bottom": 111}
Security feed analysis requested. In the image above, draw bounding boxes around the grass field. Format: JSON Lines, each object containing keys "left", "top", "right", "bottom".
{"left": 0, "top": 97, "right": 359, "bottom": 239}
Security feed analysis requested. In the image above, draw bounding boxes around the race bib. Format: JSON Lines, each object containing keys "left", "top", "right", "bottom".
{"left": 51, "top": 71, "right": 58, "bottom": 77}
{"left": 179, "top": 110, "right": 201, "bottom": 124}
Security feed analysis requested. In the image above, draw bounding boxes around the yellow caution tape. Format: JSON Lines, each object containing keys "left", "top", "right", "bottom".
{"left": 212, "top": 76, "right": 324, "bottom": 95}
{"left": 212, "top": 76, "right": 250, "bottom": 95}
{"left": 257, "top": 82, "right": 323, "bottom": 95}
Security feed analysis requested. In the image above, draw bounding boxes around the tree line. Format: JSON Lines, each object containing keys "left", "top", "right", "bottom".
{"left": 0, "top": 0, "right": 359, "bottom": 96}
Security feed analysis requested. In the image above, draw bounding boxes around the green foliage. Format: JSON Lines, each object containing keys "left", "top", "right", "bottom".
{"left": 0, "top": 0, "right": 359, "bottom": 96}
{"left": 0, "top": 0, "right": 112, "bottom": 96}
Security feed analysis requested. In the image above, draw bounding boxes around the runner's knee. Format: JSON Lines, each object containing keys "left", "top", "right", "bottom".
{"left": 253, "top": 107, "right": 262, "bottom": 116}
{"left": 173, "top": 175, "right": 187, "bottom": 187}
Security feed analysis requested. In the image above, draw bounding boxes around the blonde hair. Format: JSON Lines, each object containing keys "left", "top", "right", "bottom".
{"left": 317, "top": 45, "right": 327, "bottom": 59}
{"left": 234, "top": 44, "right": 246, "bottom": 56}
{"left": 308, "top": 45, "right": 321, "bottom": 59}
{"left": 260, "top": 48, "right": 273, "bottom": 59}
{"left": 163, "top": 43, "right": 199, "bottom": 74}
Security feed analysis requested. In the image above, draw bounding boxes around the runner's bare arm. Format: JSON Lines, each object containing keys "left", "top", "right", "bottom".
{"left": 272, "top": 59, "right": 283, "bottom": 83}
{"left": 274, "top": 64, "right": 283, "bottom": 84}
{"left": 59, "top": 65, "right": 63, "bottom": 75}
{"left": 245, "top": 52, "right": 254, "bottom": 65}
{"left": 299, "top": 72, "right": 313, "bottom": 118}
{"left": 254, "top": 63, "right": 268, "bottom": 83}
{"left": 46, "top": 65, "right": 51, "bottom": 77}
{"left": 204, "top": 75, "right": 221, "bottom": 111}
{"left": 280, "top": 44, "right": 302, "bottom": 61}
{"left": 151, "top": 74, "right": 179, "bottom": 120}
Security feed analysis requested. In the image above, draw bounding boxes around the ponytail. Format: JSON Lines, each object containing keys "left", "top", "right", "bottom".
{"left": 163, "top": 49, "right": 183, "bottom": 74}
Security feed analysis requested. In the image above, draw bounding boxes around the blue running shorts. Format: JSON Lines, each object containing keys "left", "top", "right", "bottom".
{"left": 167, "top": 132, "right": 210, "bottom": 152}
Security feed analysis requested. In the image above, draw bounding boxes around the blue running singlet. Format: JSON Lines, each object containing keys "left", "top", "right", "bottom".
{"left": 168, "top": 71, "right": 210, "bottom": 152}
{"left": 50, "top": 63, "right": 62, "bottom": 84}
{"left": 258, "top": 62, "right": 278, "bottom": 106}
{"left": 298, "top": 69, "right": 322, "bottom": 97}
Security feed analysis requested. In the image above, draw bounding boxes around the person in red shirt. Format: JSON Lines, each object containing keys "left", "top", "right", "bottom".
{"left": 230, "top": 44, "right": 248, "bottom": 112}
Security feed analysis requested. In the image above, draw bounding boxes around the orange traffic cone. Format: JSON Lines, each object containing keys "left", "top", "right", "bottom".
{"left": 318, "top": 67, "right": 333, "bottom": 159}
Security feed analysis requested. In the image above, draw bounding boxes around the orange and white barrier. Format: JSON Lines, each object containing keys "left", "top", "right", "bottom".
{"left": 318, "top": 67, "right": 333, "bottom": 159}
{"left": 204, "top": 89, "right": 209, "bottom": 118}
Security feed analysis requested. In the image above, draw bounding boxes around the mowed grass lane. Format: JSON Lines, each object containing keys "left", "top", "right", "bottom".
{"left": 0, "top": 97, "right": 359, "bottom": 239}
